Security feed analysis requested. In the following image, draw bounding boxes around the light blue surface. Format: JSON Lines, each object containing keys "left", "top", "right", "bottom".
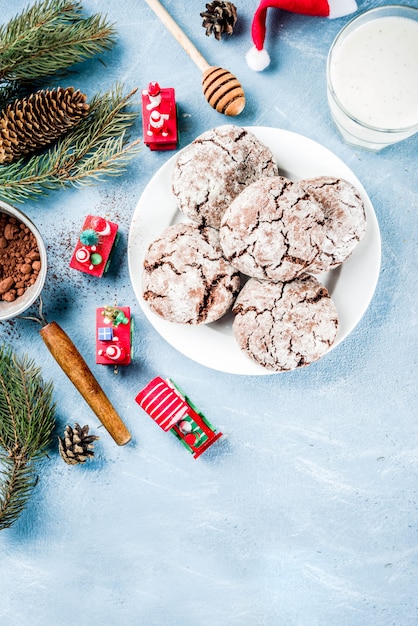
{"left": 0, "top": 1, "right": 417, "bottom": 624}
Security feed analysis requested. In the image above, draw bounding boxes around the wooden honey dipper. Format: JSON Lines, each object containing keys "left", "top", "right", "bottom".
{"left": 144, "top": 0, "right": 245, "bottom": 116}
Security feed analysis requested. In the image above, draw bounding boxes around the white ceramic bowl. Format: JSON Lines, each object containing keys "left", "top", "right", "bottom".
{"left": 0, "top": 200, "right": 47, "bottom": 321}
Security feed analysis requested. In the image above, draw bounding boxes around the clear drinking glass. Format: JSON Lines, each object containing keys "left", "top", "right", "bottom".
{"left": 327, "top": 5, "right": 418, "bottom": 151}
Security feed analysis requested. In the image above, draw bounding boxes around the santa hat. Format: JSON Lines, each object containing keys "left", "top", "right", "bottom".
{"left": 246, "top": 0, "right": 358, "bottom": 71}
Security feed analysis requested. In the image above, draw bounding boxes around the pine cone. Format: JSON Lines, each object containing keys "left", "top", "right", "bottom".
{"left": 0, "top": 87, "right": 89, "bottom": 164}
{"left": 200, "top": 1, "right": 237, "bottom": 40}
{"left": 58, "top": 423, "right": 99, "bottom": 465}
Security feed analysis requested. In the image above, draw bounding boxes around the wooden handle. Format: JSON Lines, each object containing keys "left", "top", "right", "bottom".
{"left": 144, "top": 0, "right": 210, "bottom": 72}
{"left": 39, "top": 321, "right": 131, "bottom": 446}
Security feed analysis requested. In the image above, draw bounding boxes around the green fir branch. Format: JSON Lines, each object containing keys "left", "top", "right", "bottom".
{"left": 0, "top": 85, "right": 141, "bottom": 203}
{"left": 0, "top": 0, "right": 116, "bottom": 82}
{"left": 0, "top": 458, "right": 38, "bottom": 530}
{"left": 0, "top": 346, "right": 56, "bottom": 530}
{"left": 0, "top": 80, "right": 34, "bottom": 110}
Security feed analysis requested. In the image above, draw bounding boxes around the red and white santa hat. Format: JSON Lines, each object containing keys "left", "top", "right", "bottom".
{"left": 246, "top": 0, "right": 358, "bottom": 71}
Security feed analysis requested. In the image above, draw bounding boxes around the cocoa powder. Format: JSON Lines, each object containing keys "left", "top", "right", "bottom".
{"left": 0, "top": 212, "right": 41, "bottom": 302}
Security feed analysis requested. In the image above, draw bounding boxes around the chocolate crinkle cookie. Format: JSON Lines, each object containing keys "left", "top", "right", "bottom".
{"left": 220, "top": 177, "right": 326, "bottom": 282}
{"left": 298, "top": 176, "right": 367, "bottom": 273}
{"left": 171, "top": 125, "right": 278, "bottom": 228}
{"left": 232, "top": 275, "right": 339, "bottom": 371}
{"left": 142, "top": 222, "right": 240, "bottom": 324}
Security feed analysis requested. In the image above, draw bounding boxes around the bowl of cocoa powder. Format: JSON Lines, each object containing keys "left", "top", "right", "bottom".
{"left": 0, "top": 200, "right": 47, "bottom": 321}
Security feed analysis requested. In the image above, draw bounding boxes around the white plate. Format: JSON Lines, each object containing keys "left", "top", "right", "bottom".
{"left": 128, "top": 127, "right": 381, "bottom": 375}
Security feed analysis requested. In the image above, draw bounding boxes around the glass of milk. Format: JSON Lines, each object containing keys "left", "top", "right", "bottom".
{"left": 327, "top": 5, "right": 418, "bottom": 151}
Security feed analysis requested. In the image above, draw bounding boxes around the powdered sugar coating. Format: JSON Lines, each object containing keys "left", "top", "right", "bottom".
{"left": 220, "top": 177, "right": 326, "bottom": 282}
{"left": 143, "top": 223, "right": 240, "bottom": 324}
{"left": 232, "top": 275, "right": 339, "bottom": 371}
{"left": 300, "top": 176, "right": 367, "bottom": 273}
{"left": 171, "top": 125, "right": 279, "bottom": 228}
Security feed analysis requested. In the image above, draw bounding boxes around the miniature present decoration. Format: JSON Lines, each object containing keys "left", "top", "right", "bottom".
{"left": 98, "top": 326, "right": 113, "bottom": 341}
{"left": 96, "top": 306, "right": 132, "bottom": 366}
{"left": 141, "top": 82, "right": 178, "bottom": 151}
{"left": 69, "top": 215, "right": 119, "bottom": 277}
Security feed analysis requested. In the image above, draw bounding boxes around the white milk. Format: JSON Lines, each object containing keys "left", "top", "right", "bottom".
{"left": 329, "top": 15, "right": 418, "bottom": 130}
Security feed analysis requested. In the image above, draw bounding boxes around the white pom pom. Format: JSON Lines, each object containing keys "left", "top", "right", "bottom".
{"left": 328, "top": 0, "right": 357, "bottom": 19}
{"left": 245, "top": 46, "right": 270, "bottom": 72}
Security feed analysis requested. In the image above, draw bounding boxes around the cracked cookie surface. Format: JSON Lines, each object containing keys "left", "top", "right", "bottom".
{"left": 299, "top": 176, "right": 367, "bottom": 273}
{"left": 171, "top": 125, "right": 278, "bottom": 228}
{"left": 232, "top": 275, "right": 339, "bottom": 371}
{"left": 142, "top": 222, "right": 240, "bottom": 324}
{"left": 220, "top": 177, "right": 326, "bottom": 282}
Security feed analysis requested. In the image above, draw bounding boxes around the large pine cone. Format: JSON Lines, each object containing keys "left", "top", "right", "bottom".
{"left": 200, "top": 1, "right": 237, "bottom": 40}
{"left": 58, "top": 423, "right": 99, "bottom": 465}
{"left": 0, "top": 87, "right": 89, "bottom": 164}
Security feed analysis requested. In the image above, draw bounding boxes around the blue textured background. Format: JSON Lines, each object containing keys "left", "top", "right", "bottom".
{"left": 0, "top": 1, "right": 417, "bottom": 624}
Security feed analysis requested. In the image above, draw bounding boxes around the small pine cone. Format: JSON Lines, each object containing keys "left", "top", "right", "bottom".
{"left": 0, "top": 87, "right": 89, "bottom": 164}
{"left": 200, "top": 1, "right": 237, "bottom": 40}
{"left": 58, "top": 423, "right": 99, "bottom": 465}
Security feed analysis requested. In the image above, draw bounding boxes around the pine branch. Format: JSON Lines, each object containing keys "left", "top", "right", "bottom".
{"left": 0, "top": 80, "right": 33, "bottom": 110}
{"left": 0, "top": 346, "right": 56, "bottom": 530}
{"left": 0, "top": 457, "right": 38, "bottom": 529}
{"left": 0, "top": 0, "right": 116, "bottom": 82}
{"left": 0, "top": 85, "right": 141, "bottom": 203}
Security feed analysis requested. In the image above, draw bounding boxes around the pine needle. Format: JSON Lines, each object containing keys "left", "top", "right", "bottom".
{"left": 0, "top": 345, "right": 56, "bottom": 530}
{"left": 0, "top": 0, "right": 116, "bottom": 82}
{"left": 0, "top": 84, "right": 141, "bottom": 203}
